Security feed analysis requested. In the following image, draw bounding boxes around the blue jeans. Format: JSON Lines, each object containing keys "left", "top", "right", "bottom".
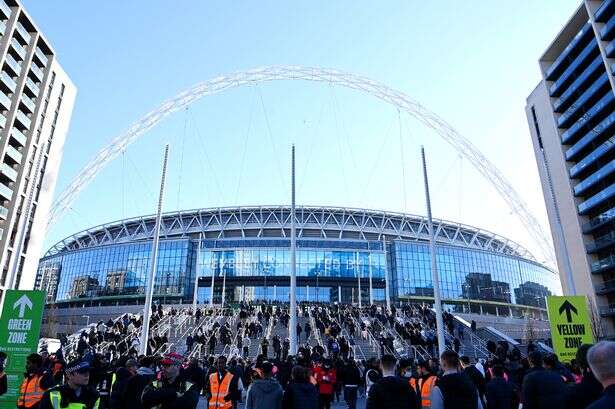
{"left": 344, "top": 386, "right": 358, "bottom": 409}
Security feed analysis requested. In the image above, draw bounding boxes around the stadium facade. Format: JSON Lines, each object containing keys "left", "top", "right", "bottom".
{"left": 36, "top": 206, "right": 561, "bottom": 319}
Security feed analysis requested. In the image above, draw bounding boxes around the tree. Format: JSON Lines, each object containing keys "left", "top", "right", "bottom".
{"left": 587, "top": 297, "right": 605, "bottom": 341}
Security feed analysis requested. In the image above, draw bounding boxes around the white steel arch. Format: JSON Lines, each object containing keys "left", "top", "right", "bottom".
{"left": 47, "top": 65, "right": 555, "bottom": 264}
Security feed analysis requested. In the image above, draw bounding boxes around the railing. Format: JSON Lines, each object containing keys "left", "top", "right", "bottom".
{"left": 309, "top": 309, "right": 325, "bottom": 351}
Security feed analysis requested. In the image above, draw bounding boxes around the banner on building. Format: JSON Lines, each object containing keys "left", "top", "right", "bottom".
{"left": 0, "top": 290, "right": 45, "bottom": 409}
{"left": 546, "top": 295, "right": 594, "bottom": 363}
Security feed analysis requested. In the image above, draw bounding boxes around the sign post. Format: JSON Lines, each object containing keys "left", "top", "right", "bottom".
{"left": 546, "top": 295, "right": 594, "bottom": 363}
{"left": 0, "top": 290, "right": 45, "bottom": 409}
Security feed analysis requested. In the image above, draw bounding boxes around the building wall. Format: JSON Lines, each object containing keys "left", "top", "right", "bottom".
{"left": 0, "top": 0, "right": 75, "bottom": 293}
{"left": 526, "top": 0, "right": 615, "bottom": 336}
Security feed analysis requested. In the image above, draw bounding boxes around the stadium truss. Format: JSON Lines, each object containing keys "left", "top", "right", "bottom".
{"left": 43, "top": 206, "right": 535, "bottom": 262}
{"left": 46, "top": 66, "right": 555, "bottom": 265}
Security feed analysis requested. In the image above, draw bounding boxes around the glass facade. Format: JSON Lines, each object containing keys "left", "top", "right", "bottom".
{"left": 390, "top": 241, "right": 561, "bottom": 310}
{"left": 37, "top": 235, "right": 560, "bottom": 311}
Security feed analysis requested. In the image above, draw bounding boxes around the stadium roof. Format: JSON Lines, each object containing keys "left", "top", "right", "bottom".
{"left": 44, "top": 206, "right": 536, "bottom": 261}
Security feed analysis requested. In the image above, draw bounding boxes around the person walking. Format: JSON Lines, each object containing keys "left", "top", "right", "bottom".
{"left": 430, "top": 350, "right": 479, "bottom": 409}
{"left": 205, "top": 355, "right": 241, "bottom": 409}
{"left": 485, "top": 365, "right": 515, "bottom": 409}
{"left": 565, "top": 343, "right": 602, "bottom": 409}
{"left": 460, "top": 356, "right": 486, "bottom": 406}
{"left": 39, "top": 360, "right": 100, "bottom": 409}
{"left": 366, "top": 354, "right": 418, "bottom": 409}
{"left": 246, "top": 361, "right": 283, "bottom": 409}
{"left": 122, "top": 356, "right": 157, "bottom": 409}
{"left": 409, "top": 360, "right": 437, "bottom": 409}
{"left": 339, "top": 360, "right": 362, "bottom": 409}
{"left": 586, "top": 341, "right": 615, "bottom": 409}
{"left": 313, "top": 359, "right": 336, "bottom": 409}
{"left": 17, "top": 353, "right": 53, "bottom": 409}
{"left": 282, "top": 365, "right": 318, "bottom": 409}
{"left": 521, "top": 352, "right": 566, "bottom": 409}
{"left": 141, "top": 353, "right": 200, "bottom": 409}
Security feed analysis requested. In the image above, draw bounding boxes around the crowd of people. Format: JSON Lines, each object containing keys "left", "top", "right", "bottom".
{"left": 1, "top": 302, "right": 614, "bottom": 409}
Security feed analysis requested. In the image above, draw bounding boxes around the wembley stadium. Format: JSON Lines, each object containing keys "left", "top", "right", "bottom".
{"left": 35, "top": 205, "right": 561, "bottom": 321}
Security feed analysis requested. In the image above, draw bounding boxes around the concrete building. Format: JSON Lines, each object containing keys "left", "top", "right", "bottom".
{"left": 0, "top": 0, "right": 76, "bottom": 294}
{"left": 526, "top": 0, "right": 615, "bottom": 338}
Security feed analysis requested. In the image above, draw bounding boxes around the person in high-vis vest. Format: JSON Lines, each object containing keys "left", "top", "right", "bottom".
{"left": 141, "top": 352, "right": 199, "bottom": 409}
{"left": 17, "top": 353, "right": 53, "bottom": 409}
{"left": 204, "top": 356, "right": 240, "bottom": 409}
{"left": 409, "top": 361, "right": 437, "bottom": 409}
{"left": 38, "top": 359, "right": 100, "bottom": 409}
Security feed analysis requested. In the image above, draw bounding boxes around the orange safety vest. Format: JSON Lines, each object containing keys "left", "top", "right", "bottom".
{"left": 208, "top": 372, "right": 233, "bottom": 409}
{"left": 18, "top": 374, "right": 44, "bottom": 408}
{"left": 409, "top": 375, "right": 436, "bottom": 409}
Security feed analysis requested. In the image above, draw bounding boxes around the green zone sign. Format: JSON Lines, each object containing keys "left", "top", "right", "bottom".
{"left": 0, "top": 290, "right": 45, "bottom": 409}
{"left": 546, "top": 295, "right": 594, "bottom": 363}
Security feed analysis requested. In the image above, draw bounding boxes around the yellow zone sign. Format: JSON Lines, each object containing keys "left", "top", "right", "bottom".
{"left": 546, "top": 295, "right": 594, "bottom": 363}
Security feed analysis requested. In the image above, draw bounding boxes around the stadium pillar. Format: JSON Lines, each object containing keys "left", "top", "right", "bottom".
{"left": 369, "top": 253, "right": 374, "bottom": 306}
{"left": 209, "top": 272, "right": 215, "bottom": 307}
{"left": 289, "top": 145, "right": 298, "bottom": 355}
{"left": 192, "top": 233, "right": 202, "bottom": 311}
{"left": 421, "top": 146, "right": 446, "bottom": 358}
{"left": 222, "top": 272, "right": 226, "bottom": 308}
{"left": 356, "top": 252, "right": 362, "bottom": 308}
{"left": 383, "top": 237, "right": 391, "bottom": 311}
{"left": 338, "top": 286, "right": 341, "bottom": 303}
{"left": 140, "top": 144, "right": 169, "bottom": 356}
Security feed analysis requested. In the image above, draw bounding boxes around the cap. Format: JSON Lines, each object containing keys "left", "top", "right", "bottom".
{"left": 261, "top": 361, "right": 273, "bottom": 374}
{"left": 125, "top": 359, "right": 138, "bottom": 368}
{"left": 65, "top": 360, "right": 90, "bottom": 374}
{"left": 160, "top": 352, "right": 183, "bottom": 366}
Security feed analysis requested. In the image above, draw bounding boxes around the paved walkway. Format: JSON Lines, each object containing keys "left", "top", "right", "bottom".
{"left": 197, "top": 396, "right": 367, "bottom": 408}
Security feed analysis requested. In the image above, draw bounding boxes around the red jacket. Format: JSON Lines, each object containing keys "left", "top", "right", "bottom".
{"left": 313, "top": 366, "right": 336, "bottom": 395}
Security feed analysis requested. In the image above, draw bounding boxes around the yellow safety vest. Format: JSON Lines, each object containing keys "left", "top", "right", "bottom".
{"left": 48, "top": 390, "right": 100, "bottom": 409}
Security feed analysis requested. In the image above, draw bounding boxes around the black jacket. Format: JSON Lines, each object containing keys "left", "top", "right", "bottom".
{"left": 39, "top": 384, "right": 100, "bottom": 409}
{"left": 486, "top": 377, "right": 515, "bottom": 409}
{"left": 587, "top": 385, "right": 615, "bottom": 409}
{"left": 464, "top": 365, "right": 486, "bottom": 400}
{"left": 565, "top": 371, "right": 603, "bottom": 409}
{"left": 339, "top": 364, "right": 362, "bottom": 386}
{"left": 282, "top": 382, "right": 318, "bottom": 409}
{"left": 141, "top": 374, "right": 200, "bottom": 409}
{"left": 122, "top": 368, "right": 156, "bottom": 409}
{"left": 366, "top": 375, "right": 418, "bottom": 409}
{"left": 521, "top": 367, "right": 566, "bottom": 409}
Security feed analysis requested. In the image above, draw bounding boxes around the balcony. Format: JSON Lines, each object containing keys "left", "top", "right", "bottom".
{"left": 559, "top": 87, "right": 613, "bottom": 135}
{"left": 15, "top": 110, "right": 30, "bottom": 129}
{"left": 584, "top": 206, "right": 615, "bottom": 233}
{"left": 24, "top": 77, "right": 39, "bottom": 96}
{"left": 557, "top": 73, "right": 610, "bottom": 128}
{"left": 0, "top": 205, "right": 7, "bottom": 220}
{"left": 549, "top": 38, "right": 598, "bottom": 97}
{"left": 595, "top": 279, "right": 615, "bottom": 295}
{"left": 10, "top": 38, "right": 25, "bottom": 60}
{"left": 5, "top": 145, "right": 21, "bottom": 164}
{"left": 20, "top": 94, "right": 35, "bottom": 113}
{"left": 553, "top": 56, "right": 603, "bottom": 113}
{"left": 10, "top": 127, "right": 26, "bottom": 146}
{"left": 587, "top": 230, "right": 615, "bottom": 253}
{"left": 14, "top": 22, "right": 30, "bottom": 44}
{"left": 574, "top": 159, "right": 615, "bottom": 197}
{"left": 591, "top": 254, "right": 615, "bottom": 274}
{"left": 600, "top": 304, "right": 615, "bottom": 317}
{"left": 566, "top": 111, "right": 615, "bottom": 161}
{"left": 0, "top": 163, "right": 17, "bottom": 182}
{"left": 0, "top": 20, "right": 6, "bottom": 37}
{"left": 34, "top": 48, "right": 48, "bottom": 67}
{"left": 601, "top": 13, "right": 615, "bottom": 41}
{"left": 0, "top": 113, "right": 6, "bottom": 129}
{"left": 545, "top": 22, "right": 592, "bottom": 81}
{"left": 0, "top": 90, "right": 10, "bottom": 111}
{"left": 0, "top": 1, "right": 11, "bottom": 20}
{"left": 578, "top": 183, "right": 615, "bottom": 215}
{"left": 4, "top": 53, "right": 20, "bottom": 76}
{"left": 596, "top": 0, "right": 615, "bottom": 22}
{"left": 30, "top": 64, "right": 43, "bottom": 81}
{"left": 0, "top": 181, "right": 12, "bottom": 201}
{"left": 0, "top": 71, "right": 16, "bottom": 93}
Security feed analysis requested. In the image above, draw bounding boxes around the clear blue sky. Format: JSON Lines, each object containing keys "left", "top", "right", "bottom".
{"left": 23, "top": 0, "right": 580, "bottom": 264}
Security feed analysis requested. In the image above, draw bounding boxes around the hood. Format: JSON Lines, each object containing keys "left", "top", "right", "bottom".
{"left": 251, "top": 379, "right": 281, "bottom": 393}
